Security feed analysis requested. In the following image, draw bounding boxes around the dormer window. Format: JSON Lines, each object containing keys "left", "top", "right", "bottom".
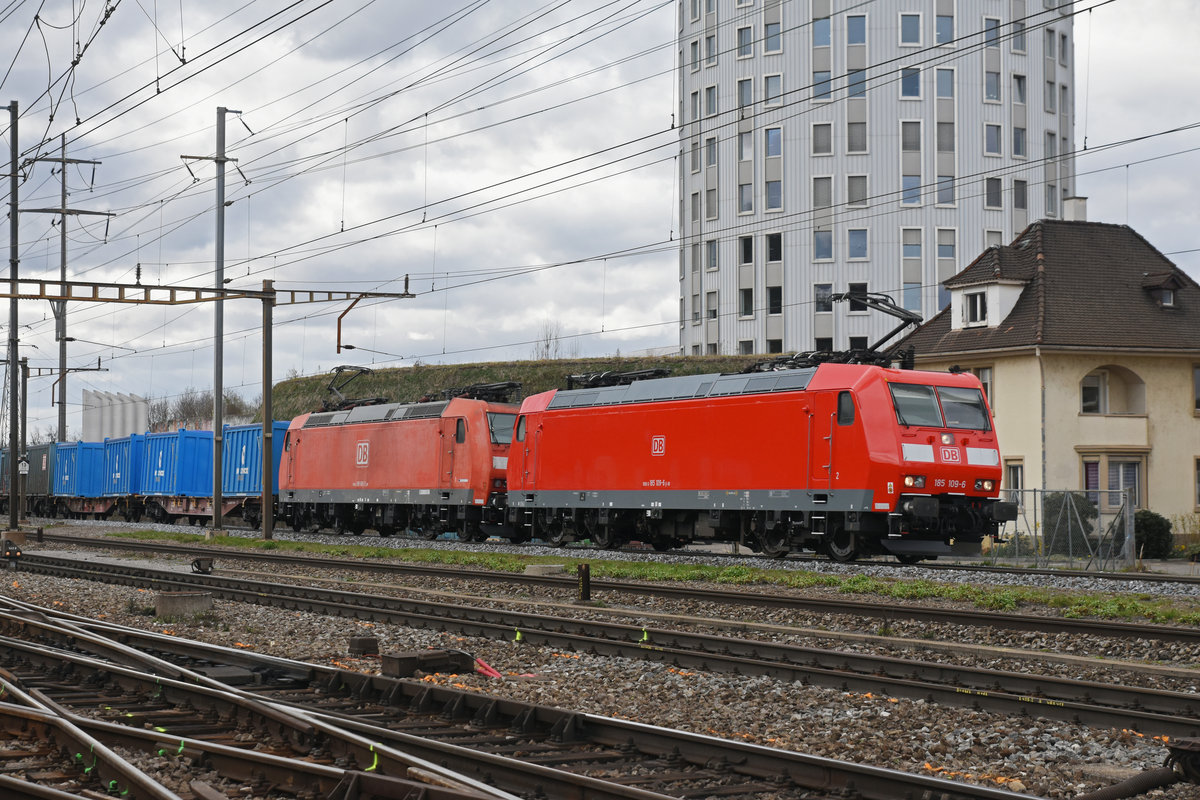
{"left": 1162, "top": 288, "right": 1175, "bottom": 307}
{"left": 964, "top": 291, "right": 987, "bottom": 326}
{"left": 1141, "top": 271, "right": 1183, "bottom": 308}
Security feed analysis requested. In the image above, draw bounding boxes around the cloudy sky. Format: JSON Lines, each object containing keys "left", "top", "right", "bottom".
{"left": 1, "top": 0, "right": 1197, "bottom": 438}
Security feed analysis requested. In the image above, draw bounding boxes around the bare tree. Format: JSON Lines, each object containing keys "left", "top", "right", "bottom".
{"left": 531, "top": 318, "right": 564, "bottom": 360}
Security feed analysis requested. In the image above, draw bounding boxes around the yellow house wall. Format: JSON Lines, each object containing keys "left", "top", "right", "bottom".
{"left": 915, "top": 352, "right": 1200, "bottom": 519}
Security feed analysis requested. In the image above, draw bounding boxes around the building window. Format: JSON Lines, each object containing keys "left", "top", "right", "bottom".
{"left": 1046, "top": 132, "right": 1057, "bottom": 158}
{"left": 737, "top": 26, "right": 753, "bottom": 58}
{"left": 1013, "top": 179, "right": 1028, "bottom": 210}
{"left": 984, "top": 17, "right": 1000, "bottom": 47}
{"left": 965, "top": 291, "right": 987, "bottom": 325}
{"left": 1081, "top": 371, "right": 1107, "bottom": 414}
{"left": 1107, "top": 461, "right": 1141, "bottom": 508}
{"left": 740, "top": 288, "right": 753, "bottom": 317}
{"left": 705, "top": 187, "right": 717, "bottom": 219}
{"left": 901, "top": 121, "right": 921, "bottom": 151}
{"left": 1006, "top": 461, "right": 1023, "bottom": 504}
{"left": 1045, "top": 28, "right": 1056, "bottom": 60}
{"left": 902, "top": 229, "right": 921, "bottom": 260}
{"left": 767, "top": 232, "right": 782, "bottom": 261}
{"left": 847, "top": 121, "right": 866, "bottom": 153}
{"left": 765, "top": 74, "right": 782, "bottom": 105}
{"left": 740, "top": 235, "right": 753, "bottom": 265}
{"left": 815, "top": 337, "right": 833, "bottom": 352}
{"left": 690, "top": 91, "right": 699, "bottom": 121}
{"left": 689, "top": 40, "right": 700, "bottom": 71}
{"left": 985, "top": 124, "right": 1002, "bottom": 155}
{"left": 848, "top": 282, "right": 868, "bottom": 311}
{"left": 1013, "top": 74, "right": 1026, "bottom": 104}
{"left": 936, "top": 14, "right": 953, "bottom": 44}
{"left": 847, "top": 15, "right": 866, "bottom": 45}
{"left": 813, "top": 71, "right": 832, "bottom": 100}
{"left": 1045, "top": 80, "right": 1056, "bottom": 113}
{"left": 690, "top": 192, "right": 700, "bottom": 222}
{"left": 848, "top": 228, "right": 868, "bottom": 259}
{"left": 738, "top": 131, "right": 753, "bottom": 160}
{"left": 936, "top": 175, "right": 955, "bottom": 205}
{"left": 813, "top": 176, "right": 832, "bottom": 208}
{"left": 902, "top": 174, "right": 921, "bottom": 205}
{"left": 767, "top": 286, "right": 782, "bottom": 314}
{"left": 705, "top": 291, "right": 718, "bottom": 321}
{"left": 767, "top": 338, "right": 783, "bottom": 353}
{"left": 1012, "top": 21, "right": 1026, "bottom": 52}
{"left": 705, "top": 239, "right": 718, "bottom": 270}
{"left": 985, "top": 177, "right": 1002, "bottom": 208}
{"left": 937, "top": 228, "right": 956, "bottom": 259}
{"left": 765, "top": 127, "right": 781, "bottom": 157}
{"left": 848, "top": 69, "right": 867, "bottom": 98}
{"left": 814, "top": 229, "right": 833, "bottom": 260}
{"left": 1046, "top": 183, "right": 1058, "bottom": 216}
{"left": 903, "top": 282, "right": 921, "bottom": 312}
{"left": 764, "top": 22, "right": 781, "bottom": 52}
{"left": 1194, "top": 365, "right": 1200, "bottom": 411}
{"left": 705, "top": 33, "right": 717, "bottom": 65}
{"left": 1060, "top": 33, "right": 1069, "bottom": 66}
{"left": 813, "top": 15, "right": 830, "bottom": 47}
{"left": 739, "top": 183, "right": 753, "bottom": 213}
{"left": 765, "top": 180, "right": 782, "bottom": 210}
{"left": 900, "top": 13, "right": 921, "bottom": 45}
{"left": 1061, "top": 84, "right": 1069, "bottom": 117}
{"left": 813, "top": 123, "right": 832, "bottom": 154}
{"left": 986, "top": 230, "right": 1003, "bottom": 248}
{"left": 692, "top": 293, "right": 700, "bottom": 321}
{"left": 814, "top": 283, "right": 833, "bottom": 312}
{"left": 849, "top": 336, "right": 868, "bottom": 351}
{"left": 1013, "top": 127, "right": 1027, "bottom": 157}
{"left": 936, "top": 68, "right": 954, "bottom": 98}
{"left": 705, "top": 85, "right": 717, "bottom": 115}
{"left": 689, "top": 140, "right": 700, "bottom": 172}
{"left": 738, "top": 340, "right": 754, "bottom": 355}
{"left": 900, "top": 67, "right": 920, "bottom": 98}
{"left": 985, "top": 71, "right": 1001, "bottom": 101}
{"left": 937, "top": 121, "right": 955, "bottom": 152}
{"left": 737, "top": 78, "right": 752, "bottom": 108}
{"left": 847, "top": 175, "right": 867, "bottom": 206}
{"left": 705, "top": 136, "right": 717, "bottom": 167}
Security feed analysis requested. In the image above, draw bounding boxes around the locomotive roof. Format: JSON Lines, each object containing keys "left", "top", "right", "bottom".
{"left": 302, "top": 400, "right": 450, "bottom": 428}
{"left": 546, "top": 368, "right": 818, "bottom": 410}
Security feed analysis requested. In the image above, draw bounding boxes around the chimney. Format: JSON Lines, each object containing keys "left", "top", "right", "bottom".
{"left": 1063, "top": 196, "right": 1088, "bottom": 221}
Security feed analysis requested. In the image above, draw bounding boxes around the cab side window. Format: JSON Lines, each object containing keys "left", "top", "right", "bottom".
{"left": 455, "top": 419, "right": 466, "bottom": 444}
{"left": 837, "top": 391, "right": 856, "bottom": 425}
{"left": 515, "top": 416, "right": 526, "bottom": 442}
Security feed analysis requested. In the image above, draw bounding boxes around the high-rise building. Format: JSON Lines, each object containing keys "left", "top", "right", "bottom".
{"left": 677, "top": 0, "right": 1075, "bottom": 355}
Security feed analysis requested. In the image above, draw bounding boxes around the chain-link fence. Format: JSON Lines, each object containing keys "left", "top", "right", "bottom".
{"left": 982, "top": 487, "right": 1135, "bottom": 570}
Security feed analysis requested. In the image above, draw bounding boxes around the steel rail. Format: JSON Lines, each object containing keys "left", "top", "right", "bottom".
{"left": 35, "top": 534, "right": 1200, "bottom": 645}
{"left": 13, "top": 555, "right": 1199, "bottom": 739}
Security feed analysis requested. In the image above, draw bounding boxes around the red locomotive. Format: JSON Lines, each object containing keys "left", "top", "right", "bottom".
{"left": 278, "top": 386, "right": 519, "bottom": 539}
{"left": 505, "top": 362, "right": 1016, "bottom": 561}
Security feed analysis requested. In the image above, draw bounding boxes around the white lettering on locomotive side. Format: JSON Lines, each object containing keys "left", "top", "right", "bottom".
{"left": 356, "top": 441, "right": 369, "bottom": 467}
{"left": 651, "top": 435, "right": 666, "bottom": 456}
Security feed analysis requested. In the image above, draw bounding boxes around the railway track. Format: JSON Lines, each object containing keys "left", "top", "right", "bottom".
{"left": 35, "top": 532, "right": 1200, "bottom": 646}
{"left": 0, "top": 596, "right": 1041, "bottom": 800}
{"left": 13, "top": 552, "right": 1200, "bottom": 741}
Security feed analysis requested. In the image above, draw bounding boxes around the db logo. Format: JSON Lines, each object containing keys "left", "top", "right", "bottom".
{"left": 650, "top": 435, "right": 666, "bottom": 456}
{"left": 940, "top": 447, "right": 960, "bottom": 463}
{"left": 356, "top": 441, "right": 370, "bottom": 466}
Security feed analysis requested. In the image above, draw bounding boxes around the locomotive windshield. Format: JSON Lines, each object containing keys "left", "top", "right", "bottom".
{"left": 889, "top": 383, "right": 991, "bottom": 431}
{"left": 488, "top": 412, "right": 517, "bottom": 444}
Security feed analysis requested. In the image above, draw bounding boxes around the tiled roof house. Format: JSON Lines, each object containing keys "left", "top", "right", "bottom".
{"left": 899, "top": 219, "right": 1200, "bottom": 522}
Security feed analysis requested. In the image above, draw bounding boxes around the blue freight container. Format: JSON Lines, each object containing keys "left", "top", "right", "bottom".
{"left": 54, "top": 442, "right": 105, "bottom": 498}
{"left": 141, "top": 429, "right": 213, "bottom": 497}
{"left": 222, "top": 422, "right": 288, "bottom": 496}
{"left": 103, "top": 434, "right": 146, "bottom": 497}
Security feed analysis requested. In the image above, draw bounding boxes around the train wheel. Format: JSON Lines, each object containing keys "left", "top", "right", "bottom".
{"left": 827, "top": 527, "right": 858, "bottom": 563}
{"left": 543, "top": 525, "right": 566, "bottom": 548}
{"left": 590, "top": 525, "right": 620, "bottom": 550}
{"left": 377, "top": 525, "right": 395, "bottom": 538}
{"left": 896, "top": 554, "right": 923, "bottom": 565}
{"left": 291, "top": 515, "right": 303, "bottom": 533}
{"left": 755, "top": 529, "right": 790, "bottom": 559}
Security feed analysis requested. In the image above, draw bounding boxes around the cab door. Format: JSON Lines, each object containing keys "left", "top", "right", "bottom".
{"left": 808, "top": 392, "right": 837, "bottom": 490}
{"left": 439, "top": 418, "right": 465, "bottom": 489}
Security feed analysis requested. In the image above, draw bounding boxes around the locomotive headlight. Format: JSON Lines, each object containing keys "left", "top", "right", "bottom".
{"left": 975, "top": 479, "right": 994, "bottom": 492}
{"left": 903, "top": 475, "right": 926, "bottom": 489}
{"left": 940, "top": 433, "right": 954, "bottom": 445}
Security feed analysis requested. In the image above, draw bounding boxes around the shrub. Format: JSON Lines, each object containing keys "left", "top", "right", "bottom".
{"left": 1133, "top": 510, "right": 1174, "bottom": 559}
{"left": 1041, "top": 492, "right": 1097, "bottom": 556}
